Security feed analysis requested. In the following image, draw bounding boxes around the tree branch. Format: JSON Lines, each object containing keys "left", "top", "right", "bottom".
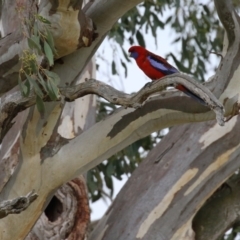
{"left": 214, "top": 0, "right": 238, "bottom": 45}
{"left": 0, "top": 190, "right": 38, "bottom": 219}
{"left": 62, "top": 74, "right": 225, "bottom": 126}
{"left": 0, "top": 73, "right": 226, "bottom": 143}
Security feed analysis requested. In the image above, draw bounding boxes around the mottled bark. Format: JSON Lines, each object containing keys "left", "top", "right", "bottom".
{"left": 89, "top": 115, "right": 240, "bottom": 240}
{"left": 89, "top": 0, "right": 240, "bottom": 240}
{"left": 26, "top": 177, "right": 90, "bottom": 240}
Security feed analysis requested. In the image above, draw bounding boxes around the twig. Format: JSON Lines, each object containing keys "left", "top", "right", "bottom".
{"left": 209, "top": 51, "right": 224, "bottom": 61}
{"left": 0, "top": 190, "right": 38, "bottom": 219}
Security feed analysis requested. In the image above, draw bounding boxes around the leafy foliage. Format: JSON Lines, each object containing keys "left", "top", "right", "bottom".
{"left": 108, "top": 0, "right": 223, "bottom": 82}
{"left": 18, "top": 14, "right": 59, "bottom": 115}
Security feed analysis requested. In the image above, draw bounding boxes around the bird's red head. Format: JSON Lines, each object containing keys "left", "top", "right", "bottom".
{"left": 128, "top": 46, "right": 146, "bottom": 59}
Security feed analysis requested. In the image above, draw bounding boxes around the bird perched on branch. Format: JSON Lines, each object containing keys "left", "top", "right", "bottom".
{"left": 128, "top": 45, "right": 205, "bottom": 105}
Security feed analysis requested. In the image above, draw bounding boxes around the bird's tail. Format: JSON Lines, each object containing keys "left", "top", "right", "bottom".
{"left": 176, "top": 84, "right": 207, "bottom": 106}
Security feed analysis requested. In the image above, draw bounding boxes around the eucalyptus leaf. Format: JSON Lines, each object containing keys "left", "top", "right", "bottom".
{"left": 26, "top": 74, "right": 43, "bottom": 98}
{"left": 44, "top": 41, "right": 54, "bottom": 66}
{"left": 136, "top": 30, "right": 145, "bottom": 47}
{"left": 28, "top": 36, "right": 42, "bottom": 54}
{"left": 120, "top": 60, "right": 128, "bottom": 78}
{"left": 18, "top": 75, "right": 28, "bottom": 97}
{"left": 37, "top": 73, "right": 48, "bottom": 92}
{"left": 44, "top": 69, "right": 60, "bottom": 84}
{"left": 45, "top": 27, "right": 56, "bottom": 54}
{"left": 36, "top": 15, "right": 51, "bottom": 24}
{"left": 46, "top": 78, "right": 59, "bottom": 100}
{"left": 36, "top": 95, "right": 45, "bottom": 117}
{"left": 111, "top": 61, "right": 117, "bottom": 75}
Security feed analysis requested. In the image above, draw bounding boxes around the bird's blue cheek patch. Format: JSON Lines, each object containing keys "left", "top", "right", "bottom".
{"left": 130, "top": 51, "right": 139, "bottom": 59}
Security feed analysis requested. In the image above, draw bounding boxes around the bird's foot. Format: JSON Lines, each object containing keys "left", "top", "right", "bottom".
{"left": 143, "top": 82, "right": 152, "bottom": 88}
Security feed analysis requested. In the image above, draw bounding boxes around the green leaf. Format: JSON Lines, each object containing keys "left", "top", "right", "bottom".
{"left": 36, "top": 15, "right": 51, "bottom": 24}
{"left": 36, "top": 95, "right": 45, "bottom": 117}
{"left": 104, "top": 175, "right": 113, "bottom": 192}
{"left": 45, "top": 28, "right": 56, "bottom": 54}
{"left": 202, "top": 4, "right": 210, "bottom": 16}
{"left": 136, "top": 30, "right": 145, "bottom": 47}
{"left": 111, "top": 61, "right": 117, "bottom": 75}
{"left": 106, "top": 162, "right": 115, "bottom": 177}
{"left": 87, "top": 172, "right": 98, "bottom": 193}
{"left": 28, "top": 36, "right": 42, "bottom": 54}
{"left": 18, "top": 75, "right": 29, "bottom": 97}
{"left": 165, "top": 16, "right": 172, "bottom": 25}
{"left": 33, "top": 22, "right": 38, "bottom": 36}
{"left": 233, "top": 226, "right": 240, "bottom": 232}
{"left": 46, "top": 78, "right": 59, "bottom": 100}
{"left": 26, "top": 74, "right": 43, "bottom": 98}
{"left": 121, "top": 60, "right": 128, "bottom": 78}
{"left": 44, "top": 41, "right": 54, "bottom": 66}
{"left": 151, "top": 13, "right": 164, "bottom": 29}
{"left": 37, "top": 73, "right": 47, "bottom": 92}
{"left": 44, "top": 69, "right": 60, "bottom": 84}
{"left": 23, "top": 77, "right": 31, "bottom": 97}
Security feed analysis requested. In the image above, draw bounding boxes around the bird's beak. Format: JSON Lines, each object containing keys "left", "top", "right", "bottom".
{"left": 128, "top": 52, "right": 132, "bottom": 58}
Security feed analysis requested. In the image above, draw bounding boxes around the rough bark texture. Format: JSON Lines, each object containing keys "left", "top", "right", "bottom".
{"left": 193, "top": 174, "right": 240, "bottom": 240}
{"left": 90, "top": 116, "right": 240, "bottom": 240}
{"left": 89, "top": 1, "right": 240, "bottom": 240}
{"left": 26, "top": 177, "right": 90, "bottom": 240}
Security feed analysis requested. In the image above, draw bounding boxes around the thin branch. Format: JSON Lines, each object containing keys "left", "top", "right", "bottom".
{"left": 0, "top": 73, "right": 226, "bottom": 143}
{"left": 1, "top": 76, "right": 225, "bottom": 140}
{"left": 61, "top": 73, "right": 225, "bottom": 126}
{"left": 209, "top": 51, "right": 224, "bottom": 61}
{"left": 0, "top": 190, "right": 38, "bottom": 219}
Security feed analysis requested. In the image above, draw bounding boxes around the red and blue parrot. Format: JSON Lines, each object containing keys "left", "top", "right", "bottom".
{"left": 128, "top": 46, "right": 205, "bottom": 105}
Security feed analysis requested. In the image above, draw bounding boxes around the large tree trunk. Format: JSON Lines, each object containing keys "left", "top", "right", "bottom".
{"left": 90, "top": 116, "right": 240, "bottom": 240}
{"left": 89, "top": 1, "right": 240, "bottom": 240}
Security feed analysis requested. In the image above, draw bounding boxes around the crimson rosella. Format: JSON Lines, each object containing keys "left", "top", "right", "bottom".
{"left": 128, "top": 46, "right": 205, "bottom": 105}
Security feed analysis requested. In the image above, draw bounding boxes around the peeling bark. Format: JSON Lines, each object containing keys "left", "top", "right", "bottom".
{"left": 90, "top": 116, "right": 240, "bottom": 240}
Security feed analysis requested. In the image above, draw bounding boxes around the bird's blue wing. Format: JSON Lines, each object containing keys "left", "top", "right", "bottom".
{"left": 147, "top": 55, "right": 178, "bottom": 75}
